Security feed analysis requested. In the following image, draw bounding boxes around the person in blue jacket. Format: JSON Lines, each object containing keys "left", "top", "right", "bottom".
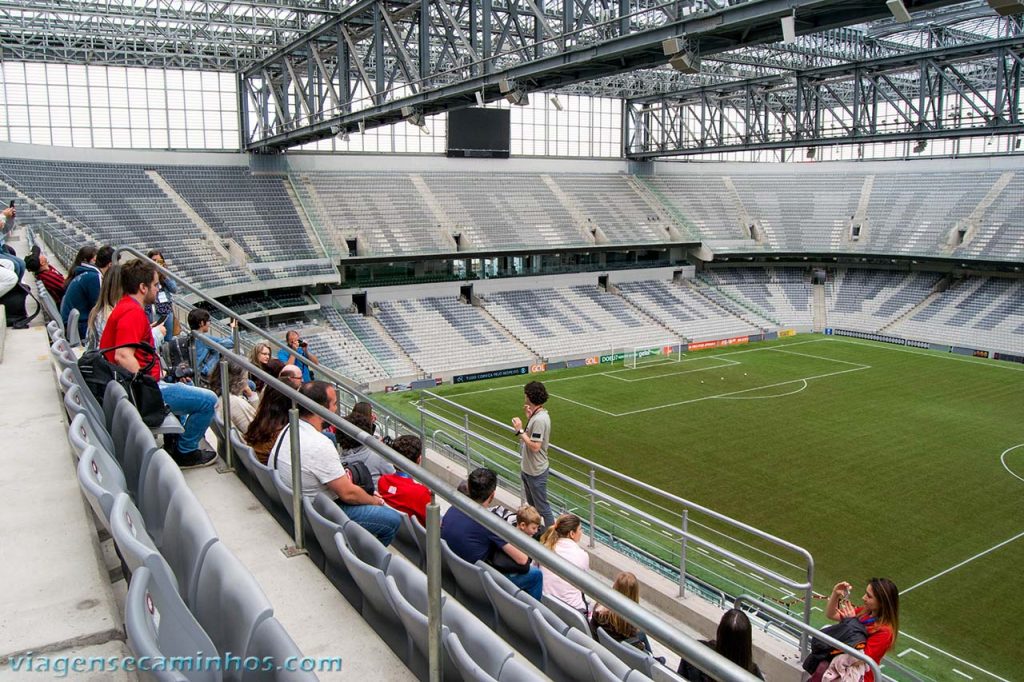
{"left": 61, "top": 244, "right": 114, "bottom": 339}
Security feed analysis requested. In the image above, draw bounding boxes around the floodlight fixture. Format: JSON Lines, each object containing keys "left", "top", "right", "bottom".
{"left": 358, "top": 120, "right": 366, "bottom": 134}
{"left": 662, "top": 37, "right": 700, "bottom": 74}
{"left": 806, "top": 146, "right": 816, "bottom": 159}
{"left": 550, "top": 95, "right": 563, "bottom": 111}
{"left": 886, "top": 0, "right": 912, "bottom": 23}
{"left": 505, "top": 88, "right": 529, "bottom": 106}
{"left": 401, "top": 106, "right": 425, "bottom": 127}
{"left": 475, "top": 91, "right": 485, "bottom": 107}
{"left": 913, "top": 139, "right": 927, "bottom": 153}
{"left": 781, "top": 13, "right": 797, "bottom": 44}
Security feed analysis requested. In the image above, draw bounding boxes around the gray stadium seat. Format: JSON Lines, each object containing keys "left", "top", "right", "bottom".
{"left": 103, "top": 380, "right": 129, "bottom": 431}
{"left": 66, "top": 308, "right": 81, "bottom": 346}
{"left": 193, "top": 541, "right": 275, "bottom": 682}
{"left": 443, "top": 601, "right": 522, "bottom": 681}
{"left": 565, "top": 627, "right": 643, "bottom": 681}
{"left": 301, "top": 494, "right": 360, "bottom": 608}
{"left": 137, "top": 448, "right": 188, "bottom": 546}
{"left": 383, "top": 574, "right": 432, "bottom": 682}
{"left": 109, "top": 493, "right": 181, "bottom": 596}
{"left": 480, "top": 569, "right": 547, "bottom": 669}
{"left": 64, "top": 385, "right": 114, "bottom": 454}
{"left": 529, "top": 608, "right": 609, "bottom": 682}
{"left": 271, "top": 469, "right": 296, "bottom": 519}
{"left": 242, "top": 617, "right": 319, "bottom": 682}
{"left": 543, "top": 593, "right": 591, "bottom": 633}
{"left": 439, "top": 539, "right": 496, "bottom": 627}
{"left": 111, "top": 399, "right": 159, "bottom": 496}
{"left": 392, "top": 511, "right": 424, "bottom": 568}
{"left": 67, "top": 408, "right": 115, "bottom": 460}
{"left": 76, "top": 444, "right": 127, "bottom": 534}
{"left": 342, "top": 514, "right": 392, "bottom": 570}
{"left": 125, "top": 566, "right": 222, "bottom": 682}
{"left": 597, "top": 626, "right": 656, "bottom": 678}
{"left": 160, "top": 485, "right": 219, "bottom": 608}
{"left": 235, "top": 429, "right": 282, "bottom": 508}
{"left": 58, "top": 366, "right": 75, "bottom": 395}
{"left": 444, "top": 631, "right": 541, "bottom": 682}
{"left": 333, "top": 532, "right": 407, "bottom": 662}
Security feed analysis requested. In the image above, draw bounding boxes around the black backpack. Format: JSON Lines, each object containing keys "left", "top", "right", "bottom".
{"left": 802, "top": 617, "right": 869, "bottom": 673}
{"left": 342, "top": 460, "right": 374, "bottom": 495}
{"left": 160, "top": 332, "right": 194, "bottom": 382}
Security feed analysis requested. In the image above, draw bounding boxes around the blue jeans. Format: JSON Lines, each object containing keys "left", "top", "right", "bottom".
{"left": 521, "top": 469, "right": 554, "bottom": 529}
{"left": 0, "top": 252, "right": 24, "bottom": 281}
{"left": 159, "top": 381, "right": 217, "bottom": 453}
{"left": 339, "top": 502, "right": 401, "bottom": 547}
{"left": 507, "top": 565, "right": 543, "bottom": 601}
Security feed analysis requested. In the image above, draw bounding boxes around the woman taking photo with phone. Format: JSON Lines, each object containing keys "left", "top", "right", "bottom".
{"left": 812, "top": 578, "right": 900, "bottom": 682}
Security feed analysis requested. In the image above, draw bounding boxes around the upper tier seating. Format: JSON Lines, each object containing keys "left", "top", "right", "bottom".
{"left": 0, "top": 157, "right": 248, "bottom": 287}
{"left": 958, "top": 173, "right": 1024, "bottom": 262}
{"left": 374, "top": 297, "right": 535, "bottom": 374}
{"left": 549, "top": 174, "right": 672, "bottom": 244}
{"left": 482, "top": 285, "right": 676, "bottom": 359}
{"left": 616, "top": 280, "right": 761, "bottom": 342}
{"left": 156, "top": 166, "right": 326, "bottom": 270}
{"left": 420, "top": 173, "right": 583, "bottom": 251}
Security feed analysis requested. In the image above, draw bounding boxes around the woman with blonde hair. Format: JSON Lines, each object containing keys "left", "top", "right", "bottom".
{"left": 248, "top": 342, "right": 273, "bottom": 391}
{"left": 86, "top": 264, "right": 122, "bottom": 348}
{"left": 590, "top": 572, "right": 660, "bottom": 657}
{"left": 539, "top": 513, "right": 589, "bottom": 614}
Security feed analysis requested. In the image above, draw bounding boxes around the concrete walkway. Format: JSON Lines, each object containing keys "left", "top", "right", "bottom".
{"left": 0, "top": 325, "right": 136, "bottom": 680}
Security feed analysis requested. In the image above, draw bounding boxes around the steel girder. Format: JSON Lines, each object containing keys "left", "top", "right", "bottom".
{"left": 0, "top": 0, "right": 331, "bottom": 71}
{"left": 624, "top": 37, "right": 1024, "bottom": 159}
{"left": 240, "top": 0, "right": 965, "bottom": 152}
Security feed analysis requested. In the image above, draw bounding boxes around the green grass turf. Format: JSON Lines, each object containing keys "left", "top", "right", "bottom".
{"left": 377, "top": 335, "right": 1024, "bottom": 681}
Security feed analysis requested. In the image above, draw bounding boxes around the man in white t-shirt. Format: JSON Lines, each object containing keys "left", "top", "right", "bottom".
{"left": 269, "top": 380, "right": 401, "bottom": 545}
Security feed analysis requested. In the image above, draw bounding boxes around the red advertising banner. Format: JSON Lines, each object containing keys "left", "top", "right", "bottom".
{"left": 584, "top": 356, "right": 600, "bottom": 366}
{"left": 688, "top": 336, "right": 750, "bottom": 352}
{"left": 530, "top": 364, "right": 547, "bottom": 373}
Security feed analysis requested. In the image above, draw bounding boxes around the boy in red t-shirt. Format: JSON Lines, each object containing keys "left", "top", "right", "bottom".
{"left": 378, "top": 435, "right": 431, "bottom": 525}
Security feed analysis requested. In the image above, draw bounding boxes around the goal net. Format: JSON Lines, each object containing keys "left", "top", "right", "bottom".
{"left": 623, "top": 342, "right": 684, "bottom": 369}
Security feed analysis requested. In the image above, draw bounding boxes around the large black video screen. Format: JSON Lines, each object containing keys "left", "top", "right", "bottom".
{"left": 447, "top": 108, "right": 511, "bottom": 158}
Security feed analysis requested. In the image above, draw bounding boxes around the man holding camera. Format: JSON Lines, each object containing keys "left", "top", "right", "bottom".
{"left": 278, "top": 329, "right": 318, "bottom": 383}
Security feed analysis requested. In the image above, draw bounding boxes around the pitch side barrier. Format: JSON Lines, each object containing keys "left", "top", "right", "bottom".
{"left": 112, "top": 248, "right": 763, "bottom": 682}
{"left": 418, "top": 392, "right": 816, "bottom": 657}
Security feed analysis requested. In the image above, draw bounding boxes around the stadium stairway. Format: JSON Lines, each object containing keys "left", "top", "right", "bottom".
{"left": 0, "top": 324, "right": 138, "bottom": 679}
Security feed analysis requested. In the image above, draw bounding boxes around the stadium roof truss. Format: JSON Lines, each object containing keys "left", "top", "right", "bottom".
{"left": 236, "top": 0, "right": 987, "bottom": 152}
{"left": 624, "top": 35, "right": 1024, "bottom": 158}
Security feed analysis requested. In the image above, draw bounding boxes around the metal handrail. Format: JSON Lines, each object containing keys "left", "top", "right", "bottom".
{"left": 195, "top": 331, "right": 763, "bottom": 682}
{"left": 420, "top": 390, "right": 816, "bottom": 652}
{"left": 734, "top": 595, "right": 885, "bottom": 682}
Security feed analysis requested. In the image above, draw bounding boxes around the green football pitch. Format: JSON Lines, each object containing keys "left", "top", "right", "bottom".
{"left": 378, "top": 335, "right": 1024, "bottom": 681}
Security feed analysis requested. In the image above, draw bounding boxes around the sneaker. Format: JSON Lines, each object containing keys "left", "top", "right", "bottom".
{"left": 170, "top": 446, "right": 218, "bottom": 469}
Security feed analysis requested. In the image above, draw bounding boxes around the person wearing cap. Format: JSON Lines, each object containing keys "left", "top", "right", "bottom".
{"left": 25, "top": 246, "right": 66, "bottom": 304}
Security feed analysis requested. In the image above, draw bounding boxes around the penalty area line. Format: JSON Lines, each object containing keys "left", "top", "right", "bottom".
{"left": 902, "top": 529, "right": 1024, "bottom": 595}
{"left": 898, "top": 631, "right": 1012, "bottom": 682}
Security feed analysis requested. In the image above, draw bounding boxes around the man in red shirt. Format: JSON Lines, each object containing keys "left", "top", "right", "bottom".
{"left": 100, "top": 258, "right": 216, "bottom": 468}
{"left": 378, "top": 435, "right": 431, "bottom": 526}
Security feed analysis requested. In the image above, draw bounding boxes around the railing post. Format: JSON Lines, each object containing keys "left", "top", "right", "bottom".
{"left": 287, "top": 405, "right": 305, "bottom": 551}
{"left": 463, "top": 413, "right": 472, "bottom": 472}
{"left": 679, "top": 509, "right": 688, "bottom": 598}
{"left": 219, "top": 359, "right": 234, "bottom": 472}
{"left": 588, "top": 469, "right": 596, "bottom": 549}
{"left": 232, "top": 323, "right": 241, "bottom": 355}
{"left": 801, "top": 564, "right": 815, "bottom": 658}
{"left": 426, "top": 498, "right": 443, "bottom": 682}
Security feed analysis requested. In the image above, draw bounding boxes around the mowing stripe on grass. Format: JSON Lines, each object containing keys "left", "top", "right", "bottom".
{"left": 902, "top": 530, "right": 1024, "bottom": 595}
{"left": 715, "top": 379, "right": 809, "bottom": 400}
{"left": 829, "top": 338, "right": 1024, "bottom": 372}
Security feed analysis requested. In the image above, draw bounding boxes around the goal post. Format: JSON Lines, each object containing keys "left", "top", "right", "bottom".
{"left": 623, "top": 342, "right": 684, "bottom": 369}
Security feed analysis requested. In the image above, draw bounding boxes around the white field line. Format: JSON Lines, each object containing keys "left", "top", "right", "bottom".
{"left": 999, "top": 443, "right": 1024, "bottom": 484}
{"left": 767, "top": 346, "right": 873, "bottom": 368}
{"left": 610, "top": 365, "right": 871, "bottom": 417}
{"left": 900, "top": 631, "right": 1012, "bottom": 682}
{"left": 547, "top": 391, "right": 619, "bottom": 416}
{"left": 604, "top": 358, "right": 741, "bottom": 382}
{"left": 716, "top": 379, "right": 808, "bottom": 400}
{"left": 953, "top": 669, "right": 975, "bottom": 680}
{"left": 428, "top": 338, "right": 829, "bottom": 398}
{"left": 897, "top": 648, "right": 929, "bottom": 659}
{"left": 902, "top": 529, "right": 1024, "bottom": 595}
{"left": 827, "top": 337, "right": 1024, "bottom": 372}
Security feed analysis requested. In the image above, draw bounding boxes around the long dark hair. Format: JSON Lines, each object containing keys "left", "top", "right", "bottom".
{"left": 69, "top": 245, "right": 98, "bottom": 274}
{"left": 868, "top": 577, "right": 900, "bottom": 637}
{"left": 714, "top": 609, "right": 755, "bottom": 673}
{"left": 244, "top": 382, "right": 291, "bottom": 456}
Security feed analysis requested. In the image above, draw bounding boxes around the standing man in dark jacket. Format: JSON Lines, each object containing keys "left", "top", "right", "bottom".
{"left": 61, "top": 244, "right": 113, "bottom": 338}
